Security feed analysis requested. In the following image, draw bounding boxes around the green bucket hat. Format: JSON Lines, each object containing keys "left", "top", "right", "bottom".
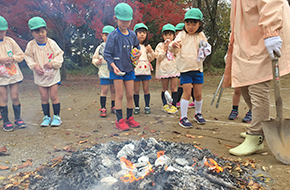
{"left": 184, "top": 8, "right": 203, "bottom": 20}
{"left": 28, "top": 17, "right": 47, "bottom": 30}
{"left": 175, "top": 23, "right": 185, "bottom": 31}
{"left": 114, "top": 3, "right": 133, "bottom": 21}
{"left": 0, "top": 16, "right": 8, "bottom": 31}
{"left": 102, "top": 25, "right": 115, "bottom": 34}
{"left": 162, "top": 24, "right": 176, "bottom": 33}
{"left": 134, "top": 23, "right": 148, "bottom": 32}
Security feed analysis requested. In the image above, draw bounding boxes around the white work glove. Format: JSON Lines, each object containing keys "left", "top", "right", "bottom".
{"left": 264, "top": 36, "right": 282, "bottom": 59}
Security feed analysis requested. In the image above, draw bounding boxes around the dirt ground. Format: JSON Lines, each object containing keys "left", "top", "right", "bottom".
{"left": 1, "top": 73, "right": 290, "bottom": 189}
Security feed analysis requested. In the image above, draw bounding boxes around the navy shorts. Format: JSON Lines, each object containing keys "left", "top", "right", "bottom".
{"left": 134, "top": 75, "right": 152, "bottom": 82}
{"left": 180, "top": 71, "right": 204, "bottom": 85}
{"left": 100, "top": 78, "right": 114, "bottom": 85}
{"left": 110, "top": 71, "right": 135, "bottom": 81}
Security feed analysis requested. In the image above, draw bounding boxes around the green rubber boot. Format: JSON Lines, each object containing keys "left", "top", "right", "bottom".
{"left": 229, "top": 134, "right": 264, "bottom": 156}
{"left": 240, "top": 132, "right": 246, "bottom": 138}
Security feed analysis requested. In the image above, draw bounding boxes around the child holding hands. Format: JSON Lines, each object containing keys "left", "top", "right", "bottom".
{"left": 92, "top": 25, "right": 116, "bottom": 117}
{"left": 133, "top": 23, "right": 156, "bottom": 115}
{"left": 155, "top": 24, "right": 180, "bottom": 114}
{"left": 170, "top": 8, "right": 211, "bottom": 128}
{"left": 24, "top": 17, "right": 64, "bottom": 127}
{"left": 104, "top": 3, "right": 141, "bottom": 131}
{"left": 0, "top": 16, "right": 26, "bottom": 131}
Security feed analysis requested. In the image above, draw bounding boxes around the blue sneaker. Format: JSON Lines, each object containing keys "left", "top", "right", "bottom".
{"left": 228, "top": 109, "right": 239, "bottom": 120}
{"left": 179, "top": 117, "right": 193, "bottom": 128}
{"left": 194, "top": 113, "right": 206, "bottom": 125}
{"left": 40, "top": 116, "right": 51, "bottom": 127}
{"left": 51, "top": 115, "right": 62, "bottom": 127}
{"left": 3, "top": 121, "right": 14, "bottom": 132}
{"left": 242, "top": 111, "right": 252, "bottom": 123}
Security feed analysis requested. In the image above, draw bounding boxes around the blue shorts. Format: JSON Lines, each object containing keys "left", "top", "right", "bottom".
{"left": 110, "top": 71, "right": 135, "bottom": 81}
{"left": 134, "top": 75, "right": 152, "bottom": 82}
{"left": 180, "top": 71, "right": 204, "bottom": 85}
{"left": 100, "top": 78, "right": 114, "bottom": 85}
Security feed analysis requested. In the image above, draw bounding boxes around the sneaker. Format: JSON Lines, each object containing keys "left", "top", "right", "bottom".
{"left": 100, "top": 108, "right": 107, "bottom": 117}
{"left": 40, "top": 116, "right": 51, "bottom": 127}
{"left": 179, "top": 117, "right": 193, "bottom": 128}
{"left": 176, "top": 102, "right": 180, "bottom": 108}
{"left": 144, "top": 107, "right": 151, "bottom": 114}
{"left": 167, "top": 105, "right": 178, "bottom": 114}
{"left": 162, "top": 104, "right": 170, "bottom": 113}
{"left": 14, "top": 119, "right": 27, "bottom": 128}
{"left": 134, "top": 107, "right": 140, "bottom": 115}
{"left": 3, "top": 121, "right": 13, "bottom": 132}
{"left": 115, "top": 118, "right": 130, "bottom": 131}
{"left": 51, "top": 115, "right": 62, "bottom": 127}
{"left": 126, "top": 116, "right": 140, "bottom": 128}
{"left": 228, "top": 109, "right": 238, "bottom": 120}
{"left": 188, "top": 102, "right": 195, "bottom": 108}
{"left": 0, "top": 113, "right": 2, "bottom": 120}
{"left": 242, "top": 111, "right": 252, "bottom": 123}
{"left": 111, "top": 107, "right": 116, "bottom": 114}
{"left": 194, "top": 113, "right": 206, "bottom": 125}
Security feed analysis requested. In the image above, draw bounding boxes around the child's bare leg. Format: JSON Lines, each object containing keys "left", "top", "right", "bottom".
{"left": 0, "top": 86, "right": 9, "bottom": 123}
{"left": 233, "top": 87, "right": 241, "bottom": 106}
{"left": 124, "top": 80, "right": 134, "bottom": 109}
{"left": 193, "top": 84, "right": 203, "bottom": 114}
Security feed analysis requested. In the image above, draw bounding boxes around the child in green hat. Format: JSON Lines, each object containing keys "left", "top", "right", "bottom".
{"left": 104, "top": 3, "right": 141, "bottom": 131}
{"left": 0, "top": 16, "right": 27, "bottom": 131}
{"left": 133, "top": 23, "right": 156, "bottom": 115}
{"left": 92, "top": 25, "right": 116, "bottom": 117}
{"left": 24, "top": 16, "right": 64, "bottom": 127}
{"left": 170, "top": 8, "right": 211, "bottom": 128}
{"left": 155, "top": 23, "right": 180, "bottom": 114}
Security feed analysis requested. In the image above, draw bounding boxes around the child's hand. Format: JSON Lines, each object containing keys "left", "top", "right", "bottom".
{"left": 164, "top": 39, "right": 171, "bottom": 51}
{"left": 96, "top": 58, "right": 102, "bottom": 65}
{"left": 34, "top": 65, "right": 44, "bottom": 75}
{"left": 146, "top": 45, "right": 153, "bottom": 53}
{"left": 172, "top": 41, "right": 181, "bottom": 49}
{"left": 0, "top": 58, "right": 13, "bottom": 65}
{"left": 113, "top": 66, "right": 121, "bottom": 75}
{"left": 133, "top": 51, "right": 142, "bottom": 62}
{"left": 44, "top": 62, "right": 53, "bottom": 69}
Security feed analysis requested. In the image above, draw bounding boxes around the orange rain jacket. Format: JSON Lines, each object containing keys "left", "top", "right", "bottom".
{"left": 224, "top": 0, "right": 290, "bottom": 88}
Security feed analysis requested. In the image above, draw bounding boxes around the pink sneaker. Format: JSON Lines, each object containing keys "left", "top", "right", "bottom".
{"left": 188, "top": 102, "right": 195, "bottom": 108}
{"left": 125, "top": 116, "right": 140, "bottom": 128}
{"left": 115, "top": 119, "right": 130, "bottom": 131}
{"left": 176, "top": 102, "right": 180, "bottom": 108}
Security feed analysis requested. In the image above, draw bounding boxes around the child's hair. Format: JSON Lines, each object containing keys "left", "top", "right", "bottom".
{"left": 135, "top": 28, "right": 149, "bottom": 46}
{"left": 31, "top": 27, "right": 47, "bottom": 32}
{"left": 184, "top": 19, "right": 204, "bottom": 33}
{"left": 162, "top": 30, "right": 175, "bottom": 37}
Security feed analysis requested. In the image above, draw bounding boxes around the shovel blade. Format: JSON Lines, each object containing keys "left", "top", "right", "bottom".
{"left": 262, "top": 118, "right": 290, "bottom": 164}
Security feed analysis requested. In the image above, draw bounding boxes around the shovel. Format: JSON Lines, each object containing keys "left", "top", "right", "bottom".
{"left": 262, "top": 57, "right": 290, "bottom": 164}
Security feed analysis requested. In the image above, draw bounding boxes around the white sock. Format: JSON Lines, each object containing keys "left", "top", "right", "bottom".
{"left": 180, "top": 99, "right": 189, "bottom": 118}
{"left": 195, "top": 100, "right": 203, "bottom": 114}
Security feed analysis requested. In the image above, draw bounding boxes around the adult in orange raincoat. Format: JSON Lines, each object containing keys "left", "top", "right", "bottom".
{"left": 224, "top": 0, "right": 290, "bottom": 156}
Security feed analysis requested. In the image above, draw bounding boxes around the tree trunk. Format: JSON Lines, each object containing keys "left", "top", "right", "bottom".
{"left": 61, "top": 40, "right": 67, "bottom": 81}
{"left": 77, "top": 31, "right": 85, "bottom": 68}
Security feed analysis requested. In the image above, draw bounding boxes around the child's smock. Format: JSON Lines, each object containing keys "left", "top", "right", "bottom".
{"left": 92, "top": 42, "right": 109, "bottom": 79}
{"left": 24, "top": 38, "right": 64, "bottom": 87}
{"left": 170, "top": 31, "right": 208, "bottom": 73}
{"left": 135, "top": 44, "right": 156, "bottom": 76}
{"left": 155, "top": 42, "right": 180, "bottom": 79}
{"left": 0, "top": 37, "right": 24, "bottom": 86}
{"left": 104, "top": 28, "right": 139, "bottom": 73}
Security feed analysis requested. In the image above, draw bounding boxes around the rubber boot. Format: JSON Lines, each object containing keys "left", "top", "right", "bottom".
{"left": 240, "top": 132, "right": 246, "bottom": 138}
{"left": 229, "top": 134, "right": 264, "bottom": 156}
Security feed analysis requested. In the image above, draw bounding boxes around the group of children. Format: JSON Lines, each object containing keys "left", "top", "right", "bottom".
{"left": 92, "top": 3, "right": 211, "bottom": 131}
{"left": 0, "top": 3, "right": 212, "bottom": 132}
{"left": 0, "top": 16, "right": 63, "bottom": 131}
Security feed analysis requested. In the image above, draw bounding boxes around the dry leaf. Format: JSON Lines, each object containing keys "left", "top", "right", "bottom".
{"left": 0, "top": 146, "right": 7, "bottom": 152}
{"left": 67, "top": 108, "right": 72, "bottom": 110}
{"left": 80, "top": 135, "right": 90, "bottom": 138}
{"left": 75, "top": 125, "right": 81, "bottom": 128}
{"left": 197, "top": 136, "right": 203, "bottom": 139}
{"left": 150, "top": 130, "right": 156, "bottom": 133}
{"left": 185, "top": 134, "right": 196, "bottom": 138}
{"left": 0, "top": 165, "right": 9, "bottom": 170}
{"left": 79, "top": 140, "right": 88, "bottom": 144}
{"left": 17, "top": 160, "right": 33, "bottom": 169}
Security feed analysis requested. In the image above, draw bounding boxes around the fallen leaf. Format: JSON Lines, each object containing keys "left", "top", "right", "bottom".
{"left": 185, "top": 134, "right": 196, "bottom": 139}
{"left": 10, "top": 167, "right": 17, "bottom": 172}
{"left": 150, "top": 130, "right": 156, "bottom": 133}
{"left": 0, "top": 146, "right": 7, "bottom": 152}
{"left": 79, "top": 140, "right": 88, "bottom": 144}
{"left": 197, "top": 136, "right": 203, "bottom": 139}
{"left": 66, "top": 132, "right": 70, "bottom": 135}
{"left": 261, "top": 152, "right": 268, "bottom": 156}
{"left": 80, "top": 135, "right": 90, "bottom": 138}
{"left": 17, "top": 159, "right": 33, "bottom": 169}
{"left": 67, "top": 108, "right": 72, "bottom": 110}
{"left": 0, "top": 165, "right": 9, "bottom": 170}
{"left": 75, "top": 125, "right": 81, "bottom": 128}
{"left": 144, "top": 127, "right": 149, "bottom": 130}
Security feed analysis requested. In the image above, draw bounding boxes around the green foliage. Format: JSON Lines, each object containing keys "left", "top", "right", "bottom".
{"left": 211, "top": 49, "right": 226, "bottom": 68}
{"left": 66, "top": 64, "right": 98, "bottom": 76}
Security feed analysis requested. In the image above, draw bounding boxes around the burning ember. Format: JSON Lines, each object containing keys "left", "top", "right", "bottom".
{"left": 1, "top": 138, "right": 269, "bottom": 190}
